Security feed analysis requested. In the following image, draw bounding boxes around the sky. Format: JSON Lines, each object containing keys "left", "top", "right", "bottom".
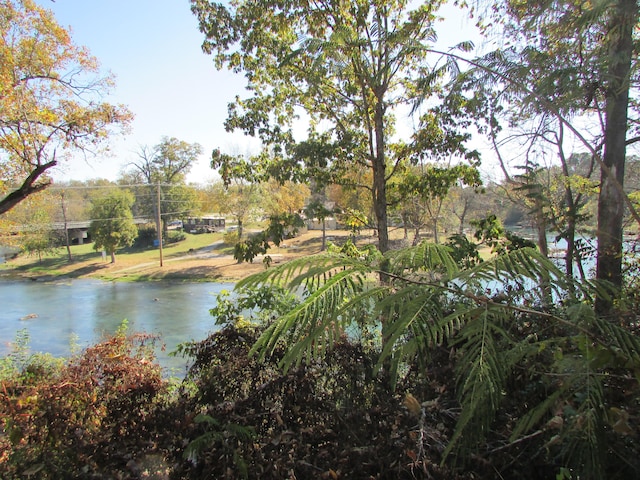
{"left": 36, "top": 0, "right": 485, "bottom": 185}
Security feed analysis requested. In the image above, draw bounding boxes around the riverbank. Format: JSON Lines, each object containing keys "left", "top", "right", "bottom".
{"left": 0, "top": 229, "right": 364, "bottom": 282}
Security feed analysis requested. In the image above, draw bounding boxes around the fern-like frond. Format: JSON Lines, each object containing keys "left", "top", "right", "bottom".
{"left": 385, "top": 241, "right": 459, "bottom": 278}
{"left": 586, "top": 314, "right": 640, "bottom": 365}
{"left": 510, "top": 389, "right": 564, "bottom": 442}
{"left": 454, "top": 247, "right": 578, "bottom": 299}
{"left": 238, "top": 252, "right": 369, "bottom": 291}
{"left": 453, "top": 40, "right": 475, "bottom": 53}
{"left": 225, "top": 423, "right": 256, "bottom": 443}
{"left": 443, "top": 307, "right": 506, "bottom": 459}
{"left": 562, "top": 372, "right": 606, "bottom": 478}
{"left": 376, "top": 286, "right": 447, "bottom": 371}
{"left": 376, "top": 289, "right": 481, "bottom": 376}
{"left": 183, "top": 430, "right": 223, "bottom": 464}
{"left": 248, "top": 260, "right": 375, "bottom": 370}
{"left": 443, "top": 304, "right": 537, "bottom": 461}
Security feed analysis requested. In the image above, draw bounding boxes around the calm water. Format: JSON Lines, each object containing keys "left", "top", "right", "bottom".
{"left": 0, "top": 279, "right": 233, "bottom": 376}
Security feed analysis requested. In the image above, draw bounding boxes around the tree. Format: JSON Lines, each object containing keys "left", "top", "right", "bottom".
{"left": 305, "top": 199, "right": 338, "bottom": 251}
{"left": 517, "top": 155, "right": 599, "bottom": 280}
{"left": 210, "top": 148, "right": 267, "bottom": 242}
{"left": 594, "top": 0, "right": 638, "bottom": 312}
{"left": 123, "top": 137, "right": 202, "bottom": 233}
{"left": 127, "top": 137, "right": 202, "bottom": 186}
{"left": 58, "top": 190, "right": 73, "bottom": 261}
{"left": 325, "top": 170, "right": 373, "bottom": 225}
{"left": 52, "top": 179, "right": 115, "bottom": 223}
{"left": 211, "top": 180, "right": 260, "bottom": 241}
{"left": 466, "top": 0, "right": 639, "bottom": 312}
{"left": 6, "top": 190, "right": 58, "bottom": 261}
{"left": 394, "top": 163, "right": 481, "bottom": 244}
{"left": 496, "top": 120, "right": 599, "bottom": 279}
{"left": 449, "top": 185, "right": 485, "bottom": 235}
{"left": 263, "top": 180, "right": 310, "bottom": 217}
{"left": 21, "top": 208, "right": 55, "bottom": 262}
{"left": 191, "top": 0, "right": 454, "bottom": 253}
{"left": 192, "top": 182, "right": 221, "bottom": 216}
{"left": 88, "top": 189, "right": 137, "bottom": 263}
{"left": 0, "top": 0, "right": 133, "bottom": 215}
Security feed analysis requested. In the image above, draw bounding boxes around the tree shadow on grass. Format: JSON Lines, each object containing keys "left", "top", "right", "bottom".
{"left": 61, "top": 262, "right": 110, "bottom": 278}
{"left": 130, "top": 261, "right": 265, "bottom": 282}
{"left": 32, "top": 249, "right": 97, "bottom": 264}
{"left": 7, "top": 252, "right": 107, "bottom": 279}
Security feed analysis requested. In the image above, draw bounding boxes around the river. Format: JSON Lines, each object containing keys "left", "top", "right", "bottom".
{"left": 0, "top": 279, "right": 233, "bottom": 376}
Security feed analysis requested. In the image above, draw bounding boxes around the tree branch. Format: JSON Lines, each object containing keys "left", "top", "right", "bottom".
{"left": 0, "top": 160, "right": 57, "bottom": 215}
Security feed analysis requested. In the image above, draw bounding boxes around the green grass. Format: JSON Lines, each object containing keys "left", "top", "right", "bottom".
{"left": 2, "top": 232, "right": 226, "bottom": 276}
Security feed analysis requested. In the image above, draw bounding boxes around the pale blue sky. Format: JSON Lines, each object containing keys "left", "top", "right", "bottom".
{"left": 37, "top": 0, "right": 484, "bottom": 184}
{"left": 37, "top": 0, "right": 252, "bottom": 184}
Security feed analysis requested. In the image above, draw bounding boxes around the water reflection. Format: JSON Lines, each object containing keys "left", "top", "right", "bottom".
{"left": 0, "top": 279, "right": 232, "bottom": 376}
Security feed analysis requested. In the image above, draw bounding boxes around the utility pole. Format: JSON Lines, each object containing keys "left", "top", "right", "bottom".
{"left": 60, "top": 191, "right": 72, "bottom": 262}
{"left": 156, "top": 183, "right": 163, "bottom": 267}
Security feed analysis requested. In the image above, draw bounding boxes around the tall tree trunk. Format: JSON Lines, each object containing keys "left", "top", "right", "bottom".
{"left": 432, "top": 219, "right": 439, "bottom": 244}
{"left": 534, "top": 196, "right": 549, "bottom": 258}
{"left": 559, "top": 151, "right": 576, "bottom": 279}
{"left": 565, "top": 219, "right": 576, "bottom": 279}
{"left": 237, "top": 218, "right": 244, "bottom": 240}
{"left": 595, "top": 0, "right": 637, "bottom": 315}
{"left": 373, "top": 101, "right": 389, "bottom": 254}
{"left": 457, "top": 199, "right": 469, "bottom": 235}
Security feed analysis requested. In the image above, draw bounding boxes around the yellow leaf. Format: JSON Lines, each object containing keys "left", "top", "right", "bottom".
{"left": 403, "top": 393, "right": 421, "bottom": 417}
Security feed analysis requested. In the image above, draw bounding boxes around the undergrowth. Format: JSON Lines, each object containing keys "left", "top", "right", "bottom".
{"left": 1, "top": 316, "right": 638, "bottom": 479}
{"left": 2, "top": 236, "right": 640, "bottom": 480}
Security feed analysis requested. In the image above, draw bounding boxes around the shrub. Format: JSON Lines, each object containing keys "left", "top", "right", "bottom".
{"left": 170, "top": 325, "right": 464, "bottom": 480}
{"left": 165, "top": 230, "right": 186, "bottom": 244}
{"left": 0, "top": 325, "right": 166, "bottom": 479}
{"left": 135, "top": 224, "right": 158, "bottom": 248}
{"left": 223, "top": 229, "right": 240, "bottom": 245}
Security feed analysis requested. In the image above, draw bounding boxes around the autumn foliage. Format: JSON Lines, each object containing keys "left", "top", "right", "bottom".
{"left": 1, "top": 315, "right": 638, "bottom": 479}
{"left": 0, "top": 0, "right": 132, "bottom": 215}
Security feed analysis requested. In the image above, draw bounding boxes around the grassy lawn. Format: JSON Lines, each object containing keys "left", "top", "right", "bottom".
{"left": 0, "top": 232, "right": 225, "bottom": 277}
{"left": 1, "top": 228, "right": 495, "bottom": 282}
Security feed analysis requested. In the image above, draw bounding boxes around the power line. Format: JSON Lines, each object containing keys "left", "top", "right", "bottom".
{"left": 0, "top": 210, "right": 204, "bottom": 233}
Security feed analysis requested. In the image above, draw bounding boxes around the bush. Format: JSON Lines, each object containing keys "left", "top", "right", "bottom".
{"left": 223, "top": 229, "right": 240, "bottom": 245}
{"left": 165, "top": 230, "right": 186, "bottom": 244}
{"left": 135, "top": 224, "right": 158, "bottom": 248}
{"left": 134, "top": 226, "right": 185, "bottom": 247}
{"left": 170, "top": 325, "right": 463, "bottom": 480}
{"left": 0, "top": 325, "right": 166, "bottom": 479}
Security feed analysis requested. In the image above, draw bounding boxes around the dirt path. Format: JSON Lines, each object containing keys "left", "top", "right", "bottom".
{"left": 113, "top": 230, "right": 356, "bottom": 281}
